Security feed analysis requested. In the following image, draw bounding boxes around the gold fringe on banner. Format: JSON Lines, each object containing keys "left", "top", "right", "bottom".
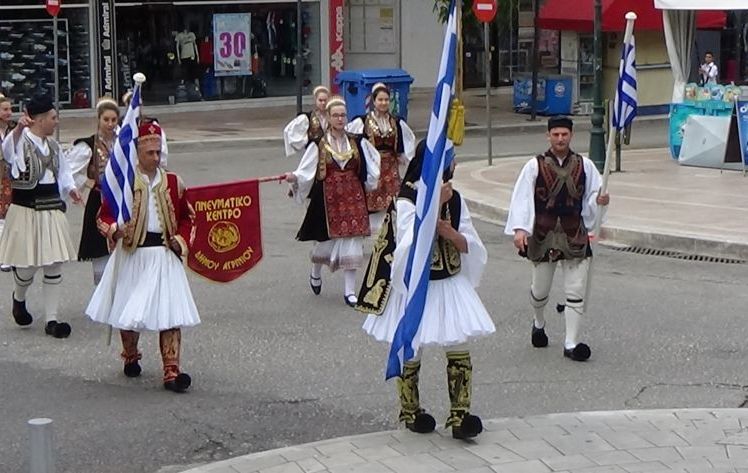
{"left": 448, "top": 98, "right": 465, "bottom": 145}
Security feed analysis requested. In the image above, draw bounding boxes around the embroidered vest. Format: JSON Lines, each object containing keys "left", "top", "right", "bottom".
{"left": 12, "top": 136, "right": 61, "bottom": 190}
{"left": 527, "top": 152, "right": 589, "bottom": 262}
{"left": 307, "top": 112, "right": 326, "bottom": 144}
{"left": 364, "top": 112, "right": 398, "bottom": 153}
{"left": 430, "top": 192, "right": 462, "bottom": 280}
{"left": 73, "top": 135, "right": 111, "bottom": 187}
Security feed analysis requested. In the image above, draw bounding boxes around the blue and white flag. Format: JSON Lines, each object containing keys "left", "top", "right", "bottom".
{"left": 385, "top": 0, "right": 458, "bottom": 380}
{"left": 101, "top": 84, "right": 141, "bottom": 226}
{"left": 612, "top": 33, "right": 637, "bottom": 130}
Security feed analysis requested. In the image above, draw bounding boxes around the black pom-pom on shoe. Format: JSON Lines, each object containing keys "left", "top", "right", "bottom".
{"left": 406, "top": 411, "right": 436, "bottom": 434}
{"left": 531, "top": 325, "right": 548, "bottom": 348}
{"left": 12, "top": 297, "right": 33, "bottom": 326}
{"left": 452, "top": 414, "right": 483, "bottom": 440}
{"left": 45, "top": 321, "right": 71, "bottom": 338}
{"left": 123, "top": 362, "right": 142, "bottom": 378}
{"left": 563, "top": 343, "right": 591, "bottom": 361}
{"left": 164, "top": 373, "right": 192, "bottom": 393}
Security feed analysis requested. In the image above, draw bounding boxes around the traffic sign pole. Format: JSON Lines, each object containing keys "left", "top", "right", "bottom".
{"left": 473, "top": 0, "right": 497, "bottom": 166}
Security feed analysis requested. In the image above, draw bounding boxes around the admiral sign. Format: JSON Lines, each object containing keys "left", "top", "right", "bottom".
{"left": 95, "top": 0, "right": 117, "bottom": 98}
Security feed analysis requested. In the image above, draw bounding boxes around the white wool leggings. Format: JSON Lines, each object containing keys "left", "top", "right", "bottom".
{"left": 13, "top": 263, "right": 63, "bottom": 322}
{"left": 530, "top": 258, "right": 590, "bottom": 348}
{"left": 405, "top": 343, "right": 470, "bottom": 363}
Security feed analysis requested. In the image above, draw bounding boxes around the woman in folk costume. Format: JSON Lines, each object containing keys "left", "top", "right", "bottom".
{"left": 0, "top": 94, "right": 17, "bottom": 272}
{"left": 346, "top": 83, "right": 416, "bottom": 232}
{"left": 65, "top": 97, "right": 120, "bottom": 285}
{"left": 86, "top": 122, "right": 200, "bottom": 393}
{"left": 361, "top": 140, "right": 495, "bottom": 439}
{"left": 285, "top": 96, "right": 381, "bottom": 307}
{"left": 283, "top": 85, "right": 330, "bottom": 157}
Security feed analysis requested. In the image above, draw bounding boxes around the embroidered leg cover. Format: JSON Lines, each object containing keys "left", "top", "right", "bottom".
{"left": 445, "top": 351, "right": 472, "bottom": 428}
{"left": 446, "top": 350, "right": 483, "bottom": 439}
{"left": 397, "top": 360, "right": 422, "bottom": 424}
{"left": 159, "top": 328, "right": 182, "bottom": 383}
{"left": 120, "top": 330, "right": 141, "bottom": 364}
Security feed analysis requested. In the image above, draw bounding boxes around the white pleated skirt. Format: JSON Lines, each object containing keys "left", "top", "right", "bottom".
{"left": 0, "top": 204, "right": 76, "bottom": 267}
{"left": 86, "top": 246, "right": 201, "bottom": 332}
{"left": 363, "top": 273, "right": 496, "bottom": 347}
{"left": 311, "top": 237, "right": 364, "bottom": 272}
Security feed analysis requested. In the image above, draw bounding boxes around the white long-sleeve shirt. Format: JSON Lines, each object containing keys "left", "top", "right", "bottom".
{"left": 1, "top": 128, "right": 75, "bottom": 198}
{"left": 504, "top": 153, "right": 606, "bottom": 236}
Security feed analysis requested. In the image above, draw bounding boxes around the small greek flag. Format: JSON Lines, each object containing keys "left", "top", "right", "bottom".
{"left": 612, "top": 33, "right": 637, "bottom": 130}
{"left": 101, "top": 84, "right": 141, "bottom": 226}
{"left": 385, "top": 0, "right": 457, "bottom": 380}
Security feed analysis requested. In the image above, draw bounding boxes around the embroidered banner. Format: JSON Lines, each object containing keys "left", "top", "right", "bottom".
{"left": 185, "top": 179, "right": 262, "bottom": 282}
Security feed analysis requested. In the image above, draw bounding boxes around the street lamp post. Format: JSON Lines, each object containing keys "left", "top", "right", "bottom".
{"left": 589, "top": 0, "right": 606, "bottom": 172}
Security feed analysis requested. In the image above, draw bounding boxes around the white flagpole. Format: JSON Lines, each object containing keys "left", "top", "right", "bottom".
{"left": 106, "top": 73, "right": 146, "bottom": 346}
{"left": 583, "top": 12, "right": 637, "bottom": 308}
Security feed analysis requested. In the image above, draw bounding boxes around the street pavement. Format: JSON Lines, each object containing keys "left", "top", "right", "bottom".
{"left": 1, "top": 143, "right": 748, "bottom": 473}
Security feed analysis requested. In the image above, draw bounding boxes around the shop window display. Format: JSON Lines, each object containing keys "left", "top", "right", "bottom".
{"left": 0, "top": 7, "right": 91, "bottom": 110}
{"left": 115, "top": 2, "right": 320, "bottom": 104}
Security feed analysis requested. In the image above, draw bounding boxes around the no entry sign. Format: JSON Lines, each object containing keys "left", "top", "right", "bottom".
{"left": 473, "top": 0, "right": 497, "bottom": 23}
{"left": 46, "top": 0, "right": 61, "bottom": 17}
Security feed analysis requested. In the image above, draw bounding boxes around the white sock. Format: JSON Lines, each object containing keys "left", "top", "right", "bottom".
{"left": 343, "top": 270, "right": 356, "bottom": 297}
{"left": 92, "top": 256, "right": 109, "bottom": 286}
{"left": 13, "top": 267, "right": 37, "bottom": 302}
{"left": 564, "top": 304, "right": 583, "bottom": 349}
{"left": 311, "top": 263, "right": 322, "bottom": 279}
{"left": 530, "top": 291, "right": 547, "bottom": 329}
{"left": 42, "top": 267, "right": 62, "bottom": 323}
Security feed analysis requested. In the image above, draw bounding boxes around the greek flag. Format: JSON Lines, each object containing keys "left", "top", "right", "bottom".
{"left": 101, "top": 84, "right": 141, "bottom": 226}
{"left": 385, "top": 0, "right": 457, "bottom": 380}
{"left": 612, "top": 33, "right": 637, "bottom": 130}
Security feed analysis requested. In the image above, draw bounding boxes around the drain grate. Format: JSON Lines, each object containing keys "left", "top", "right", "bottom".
{"left": 611, "top": 246, "right": 746, "bottom": 264}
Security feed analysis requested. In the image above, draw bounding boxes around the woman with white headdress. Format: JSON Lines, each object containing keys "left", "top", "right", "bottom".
{"left": 346, "top": 82, "right": 415, "bottom": 233}
{"left": 66, "top": 97, "right": 121, "bottom": 285}
{"left": 285, "top": 96, "right": 380, "bottom": 307}
{"left": 283, "top": 85, "right": 330, "bottom": 157}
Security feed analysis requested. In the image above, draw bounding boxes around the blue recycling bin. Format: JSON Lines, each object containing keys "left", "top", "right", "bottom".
{"left": 513, "top": 74, "right": 572, "bottom": 116}
{"left": 545, "top": 75, "right": 573, "bottom": 115}
{"left": 335, "top": 69, "right": 414, "bottom": 120}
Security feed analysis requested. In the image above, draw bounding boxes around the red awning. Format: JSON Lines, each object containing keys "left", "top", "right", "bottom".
{"left": 537, "top": 0, "right": 726, "bottom": 32}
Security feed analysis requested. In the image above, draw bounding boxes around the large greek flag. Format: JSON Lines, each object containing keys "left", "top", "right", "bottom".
{"left": 101, "top": 84, "right": 141, "bottom": 226}
{"left": 385, "top": 0, "right": 458, "bottom": 380}
{"left": 612, "top": 33, "right": 637, "bottom": 130}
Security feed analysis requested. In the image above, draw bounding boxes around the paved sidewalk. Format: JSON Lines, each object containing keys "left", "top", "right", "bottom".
{"left": 452, "top": 148, "right": 748, "bottom": 260}
{"left": 55, "top": 89, "right": 664, "bottom": 148}
{"left": 174, "top": 409, "right": 748, "bottom": 473}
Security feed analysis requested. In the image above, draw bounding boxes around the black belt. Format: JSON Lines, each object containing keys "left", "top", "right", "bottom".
{"left": 138, "top": 232, "right": 164, "bottom": 248}
{"left": 11, "top": 184, "right": 66, "bottom": 212}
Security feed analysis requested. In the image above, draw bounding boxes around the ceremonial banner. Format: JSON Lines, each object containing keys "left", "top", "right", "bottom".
{"left": 185, "top": 180, "right": 262, "bottom": 282}
{"left": 213, "top": 13, "right": 252, "bottom": 77}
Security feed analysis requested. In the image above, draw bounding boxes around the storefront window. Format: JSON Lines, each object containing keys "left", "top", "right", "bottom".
{"left": 0, "top": 4, "right": 91, "bottom": 110}
{"left": 114, "top": 1, "right": 321, "bottom": 104}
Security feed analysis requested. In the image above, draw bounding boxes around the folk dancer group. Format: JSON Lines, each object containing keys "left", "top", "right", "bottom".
{"left": 283, "top": 90, "right": 609, "bottom": 440}
{"left": 0, "top": 94, "right": 199, "bottom": 393}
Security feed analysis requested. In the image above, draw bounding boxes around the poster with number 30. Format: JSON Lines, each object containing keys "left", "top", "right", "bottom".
{"left": 213, "top": 13, "right": 252, "bottom": 77}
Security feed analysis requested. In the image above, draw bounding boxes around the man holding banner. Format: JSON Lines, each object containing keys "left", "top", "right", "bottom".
{"left": 87, "top": 118, "right": 200, "bottom": 393}
{"left": 505, "top": 116, "right": 609, "bottom": 362}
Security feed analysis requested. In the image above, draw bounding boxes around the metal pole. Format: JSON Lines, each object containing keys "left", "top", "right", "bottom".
{"left": 29, "top": 418, "right": 55, "bottom": 473}
{"left": 485, "top": 21, "right": 493, "bottom": 165}
{"left": 53, "top": 16, "right": 60, "bottom": 141}
{"left": 589, "top": 0, "right": 606, "bottom": 172}
{"left": 509, "top": 0, "right": 514, "bottom": 82}
{"left": 296, "top": 0, "right": 303, "bottom": 115}
{"left": 529, "top": 0, "right": 540, "bottom": 121}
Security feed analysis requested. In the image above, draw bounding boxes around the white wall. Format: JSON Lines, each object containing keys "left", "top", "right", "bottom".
{"left": 400, "top": 0, "right": 444, "bottom": 88}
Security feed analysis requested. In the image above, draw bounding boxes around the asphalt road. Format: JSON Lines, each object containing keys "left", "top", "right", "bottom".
{"left": 1, "top": 136, "right": 746, "bottom": 473}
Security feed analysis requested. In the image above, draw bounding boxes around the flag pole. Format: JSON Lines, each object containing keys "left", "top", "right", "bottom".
{"left": 583, "top": 12, "right": 637, "bottom": 308}
{"left": 105, "top": 72, "right": 146, "bottom": 346}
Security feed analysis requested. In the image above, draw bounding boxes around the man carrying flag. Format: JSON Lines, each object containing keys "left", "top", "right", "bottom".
{"left": 86, "top": 79, "right": 200, "bottom": 393}
{"left": 360, "top": 0, "right": 495, "bottom": 440}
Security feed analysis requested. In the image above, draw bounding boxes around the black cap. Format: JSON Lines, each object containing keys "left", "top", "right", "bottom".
{"left": 547, "top": 116, "right": 573, "bottom": 131}
{"left": 26, "top": 95, "right": 55, "bottom": 117}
